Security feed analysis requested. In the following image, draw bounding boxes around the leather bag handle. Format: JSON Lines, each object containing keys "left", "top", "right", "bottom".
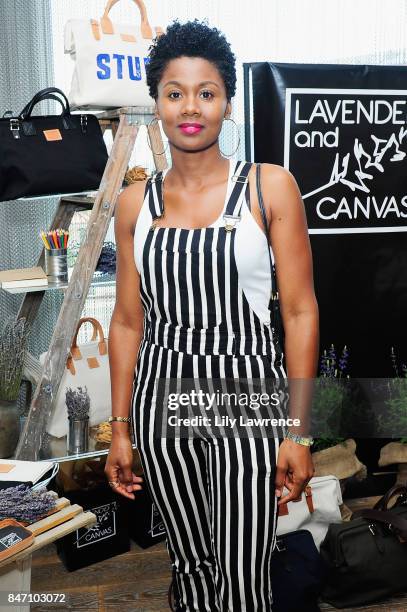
{"left": 373, "top": 484, "right": 407, "bottom": 511}
{"left": 100, "top": 0, "right": 153, "bottom": 38}
{"left": 19, "top": 88, "right": 71, "bottom": 120}
{"left": 23, "top": 94, "right": 67, "bottom": 118}
{"left": 359, "top": 508, "right": 407, "bottom": 541}
{"left": 70, "top": 317, "right": 107, "bottom": 359}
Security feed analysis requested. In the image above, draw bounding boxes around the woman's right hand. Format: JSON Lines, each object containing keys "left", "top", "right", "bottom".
{"left": 104, "top": 432, "right": 143, "bottom": 500}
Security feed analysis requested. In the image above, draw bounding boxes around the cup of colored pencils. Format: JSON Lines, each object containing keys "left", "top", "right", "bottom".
{"left": 41, "top": 229, "right": 69, "bottom": 282}
{"left": 40, "top": 229, "right": 69, "bottom": 251}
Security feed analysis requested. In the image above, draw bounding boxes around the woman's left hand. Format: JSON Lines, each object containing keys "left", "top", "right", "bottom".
{"left": 275, "top": 438, "right": 315, "bottom": 506}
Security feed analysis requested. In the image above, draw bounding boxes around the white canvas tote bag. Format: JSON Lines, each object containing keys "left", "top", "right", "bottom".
{"left": 40, "top": 317, "right": 112, "bottom": 438}
{"left": 276, "top": 475, "right": 343, "bottom": 550}
{"left": 64, "top": 0, "right": 165, "bottom": 109}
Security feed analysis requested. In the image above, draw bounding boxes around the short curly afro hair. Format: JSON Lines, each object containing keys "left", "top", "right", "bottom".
{"left": 146, "top": 19, "right": 236, "bottom": 101}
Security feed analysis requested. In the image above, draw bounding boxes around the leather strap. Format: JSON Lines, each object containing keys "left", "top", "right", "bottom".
{"left": 90, "top": 19, "right": 101, "bottom": 41}
{"left": 374, "top": 484, "right": 407, "bottom": 511}
{"left": 278, "top": 485, "right": 314, "bottom": 516}
{"left": 100, "top": 0, "right": 153, "bottom": 38}
{"left": 256, "top": 163, "right": 274, "bottom": 291}
{"left": 359, "top": 508, "right": 407, "bottom": 540}
{"left": 255, "top": 163, "right": 285, "bottom": 348}
{"left": 70, "top": 317, "right": 107, "bottom": 360}
{"left": 19, "top": 88, "right": 71, "bottom": 120}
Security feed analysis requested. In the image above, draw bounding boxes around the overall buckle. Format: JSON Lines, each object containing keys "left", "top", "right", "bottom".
{"left": 231, "top": 173, "right": 249, "bottom": 184}
{"left": 223, "top": 214, "right": 241, "bottom": 232}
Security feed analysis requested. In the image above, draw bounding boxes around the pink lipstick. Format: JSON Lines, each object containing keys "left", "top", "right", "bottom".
{"left": 179, "top": 123, "right": 204, "bottom": 135}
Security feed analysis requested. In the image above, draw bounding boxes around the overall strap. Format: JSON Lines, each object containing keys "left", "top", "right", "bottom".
{"left": 223, "top": 161, "right": 252, "bottom": 219}
{"left": 148, "top": 161, "right": 251, "bottom": 223}
{"left": 148, "top": 170, "right": 165, "bottom": 219}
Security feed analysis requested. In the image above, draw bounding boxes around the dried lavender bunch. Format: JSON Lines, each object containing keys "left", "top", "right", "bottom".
{"left": 0, "top": 317, "right": 30, "bottom": 401}
{"left": 0, "top": 484, "right": 56, "bottom": 523}
{"left": 66, "top": 386, "right": 90, "bottom": 420}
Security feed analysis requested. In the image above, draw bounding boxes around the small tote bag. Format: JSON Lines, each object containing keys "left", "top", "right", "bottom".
{"left": 276, "top": 474, "right": 343, "bottom": 550}
{"left": 40, "top": 317, "right": 112, "bottom": 438}
{"left": 65, "top": 0, "right": 165, "bottom": 109}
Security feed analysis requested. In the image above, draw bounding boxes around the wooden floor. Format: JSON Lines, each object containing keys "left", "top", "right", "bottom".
{"left": 30, "top": 495, "right": 407, "bottom": 611}
{"left": 31, "top": 539, "right": 172, "bottom": 611}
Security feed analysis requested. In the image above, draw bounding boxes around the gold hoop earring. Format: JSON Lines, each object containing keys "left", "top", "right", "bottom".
{"left": 219, "top": 117, "right": 240, "bottom": 158}
{"left": 147, "top": 117, "right": 169, "bottom": 156}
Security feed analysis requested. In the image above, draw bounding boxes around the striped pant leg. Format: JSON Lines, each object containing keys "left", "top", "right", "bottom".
{"left": 135, "top": 435, "right": 222, "bottom": 611}
{"left": 132, "top": 342, "right": 222, "bottom": 610}
{"left": 207, "top": 435, "right": 280, "bottom": 612}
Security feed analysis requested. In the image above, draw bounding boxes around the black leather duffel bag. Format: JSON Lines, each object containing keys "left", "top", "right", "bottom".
{"left": 0, "top": 87, "right": 108, "bottom": 201}
{"left": 320, "top": 484, "right": 407, "bottom": 608}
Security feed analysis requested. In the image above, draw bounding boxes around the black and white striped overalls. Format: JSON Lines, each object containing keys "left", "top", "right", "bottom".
{"left": 132, "top": 160, "right": 287, "bottom": 611}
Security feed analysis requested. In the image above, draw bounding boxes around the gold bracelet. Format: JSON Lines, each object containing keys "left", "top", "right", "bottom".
{"left": 108, "top": 416, "right": 131, "bottom": 423}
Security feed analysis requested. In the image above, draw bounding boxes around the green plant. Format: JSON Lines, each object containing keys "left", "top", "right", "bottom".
{"left": 377, "top": 347, "right": 407, "bottom": 443}
{"left": 312, "top": 344, "right": 350, "bottom": 452}
{"left": 0, "top": 317, "right": 30, "bottom": 402}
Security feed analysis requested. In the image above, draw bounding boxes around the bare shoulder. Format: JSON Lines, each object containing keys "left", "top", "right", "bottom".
{"left": 255, "top": 163, "right": 303, "bottom": 222}
{"left": 258, "top": 163, "right": 300, "bottom": 197}
{"left": 115, "top": 178, "right": 149, "bottom": 235}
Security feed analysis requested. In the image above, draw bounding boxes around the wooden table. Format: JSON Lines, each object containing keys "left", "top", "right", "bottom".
{"left": 0, "top": 496, "right": 96, "bottom": 612}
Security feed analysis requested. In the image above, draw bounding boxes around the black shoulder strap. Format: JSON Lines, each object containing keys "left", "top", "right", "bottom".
{"left": 224, "top": 161, "right": 252, "bottom": 217}
{"left": 256, "top": 163, "right": 285, "bottom": 347}
{"left": 256, "top": 163, "right": 274, "bottom": 286}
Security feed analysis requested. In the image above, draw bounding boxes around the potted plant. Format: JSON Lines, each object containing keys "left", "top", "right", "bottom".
{"left": 377, "top": 347, "right": 407, "bottom": 485}
{"left": 311, "top": 345, "right": 366, "bottom": 493}
{"left": 0, "top": 317, "right": 30, "bottom": 458}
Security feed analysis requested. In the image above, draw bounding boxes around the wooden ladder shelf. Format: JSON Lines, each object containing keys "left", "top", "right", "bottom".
{"left": 15, "top": 107, "right": 167, "bottom": 460}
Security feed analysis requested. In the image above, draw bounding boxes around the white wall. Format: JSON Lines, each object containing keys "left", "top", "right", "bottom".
{"left": 51, "top": 0, "right": 407, "bottom": 135}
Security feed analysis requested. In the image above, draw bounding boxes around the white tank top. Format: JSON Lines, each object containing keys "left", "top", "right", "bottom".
{"left": 133, "top": 159, "right": 273, "bottom": 325}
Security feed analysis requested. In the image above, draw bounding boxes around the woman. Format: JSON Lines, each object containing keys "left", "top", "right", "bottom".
{"left": 105, "top": 19, "right": 319, "bottom": 612}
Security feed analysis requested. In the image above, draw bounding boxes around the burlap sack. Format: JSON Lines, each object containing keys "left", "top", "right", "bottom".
{"left": 378, "top": 441, "right": 407, "bottom": 466}
{"left": 312, "top": 438, "right": 366, "bottom": 481}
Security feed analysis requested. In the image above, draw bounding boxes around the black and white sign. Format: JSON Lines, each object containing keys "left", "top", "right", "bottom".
{"left": 286, "top": 89, "right": 407, "bottom": 232}
{"left": 76, "top": 501, "right": 117, "bottom": 548}
{"left": 244, "top": 63, "right": 407, "bottom": 381}
{"left": 0, "top": 532, "right": 22, "bottom": 549}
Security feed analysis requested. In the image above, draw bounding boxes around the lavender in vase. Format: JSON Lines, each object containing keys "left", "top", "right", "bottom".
{"left": 66, "top": 387, "right": 90, "bottom": 455}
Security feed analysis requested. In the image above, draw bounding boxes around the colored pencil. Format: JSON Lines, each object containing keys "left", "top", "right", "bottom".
{"left": 40, "top": 228, "right": 70, "bottom": 250}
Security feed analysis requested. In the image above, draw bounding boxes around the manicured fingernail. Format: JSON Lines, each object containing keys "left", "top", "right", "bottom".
{"left": 276, "top": 490, "right": 281, "bottom": 497}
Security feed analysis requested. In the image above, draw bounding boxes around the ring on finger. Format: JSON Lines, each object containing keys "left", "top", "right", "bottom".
{"left": 108, "top": 480, "right": 120, "bottom": 488}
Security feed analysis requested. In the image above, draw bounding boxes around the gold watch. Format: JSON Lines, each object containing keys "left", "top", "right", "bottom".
{"left": 108, "top": 416, "right": 131, "bottom": 423}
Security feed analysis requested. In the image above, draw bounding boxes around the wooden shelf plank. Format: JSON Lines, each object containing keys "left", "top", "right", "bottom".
{"left": 0, "top": 511, "right": 97, "bottom": 569}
